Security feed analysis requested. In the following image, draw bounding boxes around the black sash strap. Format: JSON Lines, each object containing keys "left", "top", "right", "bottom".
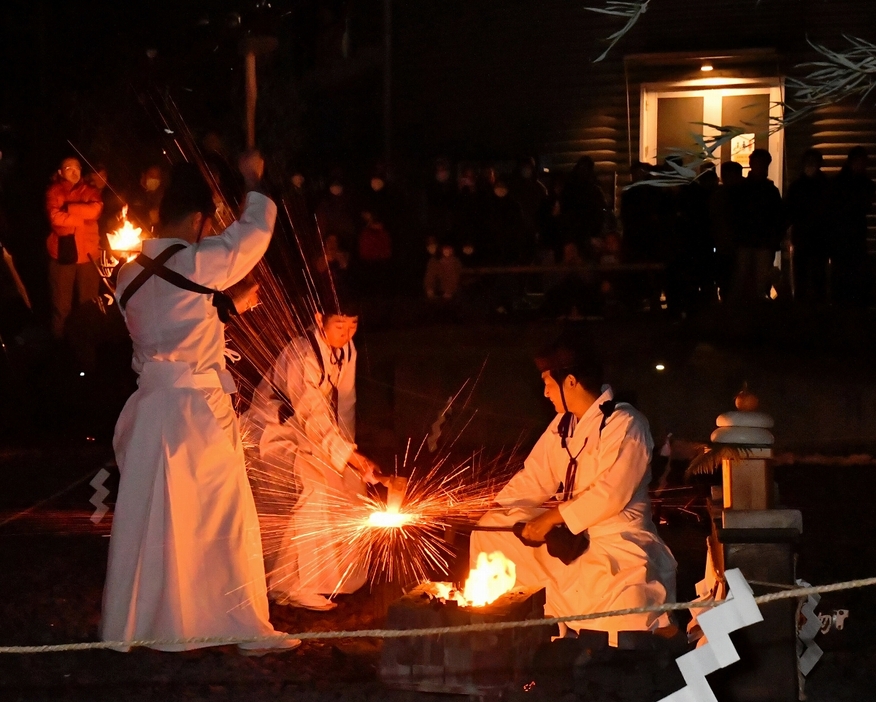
{"left": 559, "top": 399, "right": 619, "bottom": 502}
{"left": 118, "top": 244, "right": 238, "bottom": 323}
{"left": 273, "top": 331, "right": 349, "bottom": 424}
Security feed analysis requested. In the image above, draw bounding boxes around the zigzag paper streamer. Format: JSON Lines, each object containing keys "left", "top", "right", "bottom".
{"left": 796, "top": 578, "right": 824, "bottom": 676}
{"left": 89, "top": 468, "right": 111, "bottom": 524}
{"left": 659, "top": 568, "right": 764, "bottom": 702}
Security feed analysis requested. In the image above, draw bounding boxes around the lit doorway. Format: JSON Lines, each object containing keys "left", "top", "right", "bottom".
{"left": 640, "top": 79, "right": 784, "bottom": 191}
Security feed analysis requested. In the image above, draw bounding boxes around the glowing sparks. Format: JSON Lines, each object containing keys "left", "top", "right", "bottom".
{"left": 367, "top": 510, "right": 413, "bottom": 528}
{"left": 107, "top": 207, "right": 143, "bottom": 259}
{"left": 423, "top": 551, "right": 517, "bottom": 607}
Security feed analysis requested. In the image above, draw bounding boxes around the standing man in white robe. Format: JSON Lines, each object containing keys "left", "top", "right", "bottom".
{"left": 472, "top": 334, "right": 677, "bottom": 645}
{"left": 101, "top": 154, "right": 299, "bottom": 654}
{"left": 244, "top": 296, "right": 384, "bottom": 610}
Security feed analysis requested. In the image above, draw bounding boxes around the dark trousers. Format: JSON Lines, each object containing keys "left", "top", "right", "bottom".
{"left": 48, "top": 259, "right": 100, "bottom": 339}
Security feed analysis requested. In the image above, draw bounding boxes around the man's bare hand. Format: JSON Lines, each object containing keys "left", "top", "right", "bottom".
{"left": 521, "top": 508, "right": 566, "bottom": 543}
{"left": 239, "top": 150, "right": 265, "bottom": 191}
{"left": 231, "top": 279, "right": 260, "bottom": 314}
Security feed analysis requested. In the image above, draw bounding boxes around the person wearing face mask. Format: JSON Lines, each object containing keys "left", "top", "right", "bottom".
{"left": 45, "top": 156, "right": 103, "bottom": 339}
{"left": 785, "top": 149, "right": 830, "bottom": 303}
{"left": 102, "top": 153, "right": 302, "bottom": 654}
{"left": 242, "top": 292, "right": 386, "bottom": 610}
{"left": 472, "top": 333, "right": 676, "bottom": 645}
{"left": 128, "top": 164, "right": 166, "bottom": 233}
{"left": 424, "top": 237, "right": 462, "bottom": 301}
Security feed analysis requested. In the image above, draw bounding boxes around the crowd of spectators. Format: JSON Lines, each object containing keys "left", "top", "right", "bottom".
{"left": 2, "top": 141, "right": 875, "bottom": 357}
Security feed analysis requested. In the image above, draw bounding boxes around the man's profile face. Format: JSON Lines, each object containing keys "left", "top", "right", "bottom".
{"left": 319, "top": 313, "right": 359, "bottom": 349}
{"left": 542, "top": 371, "right": 565, "bottom": 414}
{"left": 59, "top": 159, "right": 81, "bottom": 185}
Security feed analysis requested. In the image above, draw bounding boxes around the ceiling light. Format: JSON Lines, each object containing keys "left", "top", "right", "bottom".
{"left": 701, "top": 63, "right": 714, "bottom": 72}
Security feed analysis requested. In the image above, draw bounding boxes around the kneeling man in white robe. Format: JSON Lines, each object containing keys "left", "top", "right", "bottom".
{"left": 101, "top": 153, "right": 298, "bottom": 654}
{"left": 243, "top": 296, "right": 384, "bottom": 611}
{"left": 472, "top": 334, "right": 677, "bottom": 646}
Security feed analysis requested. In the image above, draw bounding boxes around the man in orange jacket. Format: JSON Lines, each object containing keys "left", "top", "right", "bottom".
{"left": 45, "top": 157, "right": 103, "bottom": 339}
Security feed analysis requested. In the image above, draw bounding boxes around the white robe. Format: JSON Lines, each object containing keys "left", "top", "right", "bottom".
{"left": 471, "top": 386, "right": 677, "bottom": 645}
{"left": 242, "top": 331, "right": 367, "bottom": 597}
{"left": 101, "top": 192, "right": 279, "bottom": 651}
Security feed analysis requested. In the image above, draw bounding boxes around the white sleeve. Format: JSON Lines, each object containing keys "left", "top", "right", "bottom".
{"left": 191, "top": 192, "right": 277, "bottom": 289}
{"left": 495, "top": 421, "right": 562, "bottom": 507}
{"left": 289, "top": 346, "right": 355, "bottom": 475}
{"left": 558, "top": 411, "right": 651, "bottom": 535}
{"left": 336, "top": 342, "right": 356, "bottom": 443}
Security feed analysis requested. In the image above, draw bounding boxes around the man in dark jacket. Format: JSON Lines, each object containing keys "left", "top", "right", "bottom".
{"left": 785, "top": 149, "right": 830, "bottom": 303}
{"left": 732, "top": 149, "right": 783, "bottom": 302}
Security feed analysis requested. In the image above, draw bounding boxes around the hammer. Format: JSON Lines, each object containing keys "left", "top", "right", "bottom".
{"left": 240, "top": 34, "right": 278, "bottom": 150}
{"left": 444, "top": 521, "right": 590, "bottom": 566}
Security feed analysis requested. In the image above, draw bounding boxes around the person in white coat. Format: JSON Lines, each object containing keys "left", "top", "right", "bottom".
{"left": 472, "top": 334, "right": 676, "bottom": 645}
{"left": 243, "top": 295, "right": 384, "bottom": 611}
{"left": 101, "top": 154, "right": 299, "bottom": 654}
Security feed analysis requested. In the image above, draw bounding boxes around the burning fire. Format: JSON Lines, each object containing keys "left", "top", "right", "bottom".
{"left": 106, "top": 207, "right": 143, "bottom": 260}
{"left": 426, "top": 551, "right": 516, "bottom": 607}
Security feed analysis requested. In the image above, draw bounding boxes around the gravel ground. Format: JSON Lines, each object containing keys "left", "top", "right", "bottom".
{"left": 1, "top": 445, "right": 875, "bottom": 701}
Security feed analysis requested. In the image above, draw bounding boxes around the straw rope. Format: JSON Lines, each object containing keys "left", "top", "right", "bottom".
{"left": 1, "top": 575, "right": 873, "bottom": 654}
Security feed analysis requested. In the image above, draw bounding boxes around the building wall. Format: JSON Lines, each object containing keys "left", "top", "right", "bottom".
{"left": 395, "top": 0, "right": 876, "bottom": 240}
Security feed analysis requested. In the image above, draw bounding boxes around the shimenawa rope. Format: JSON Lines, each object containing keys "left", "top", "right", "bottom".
{"left": 1, "top": 575, "right": 874, "bottom": 654}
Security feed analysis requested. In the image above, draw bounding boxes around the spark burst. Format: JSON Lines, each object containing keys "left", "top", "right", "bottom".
{"left": 115, "top": 93, "right": 528, "bottom": 597}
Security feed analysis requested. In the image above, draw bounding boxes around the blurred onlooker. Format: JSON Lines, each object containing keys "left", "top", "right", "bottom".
{"left": 424, "top": 157, "right": 456, "bottom": 244}
{"left": 87, "top": 164, "right": 125, "bottom": 245}
{"left": 451, "top": 165, "right": 483, "bottom": 265}
{"left": 672, "top": 163, "right": 719, "bottom": 312}
{"left": 424, "top": 237, "right": 462, "bottom": 301}
{"left": 315, "top": 174, "right": 357, "bottom": 257}
{"left": 128, "top": 164, "right": 165, "bottom": 233}
{"left": 483, "top": 179, "right": 525, "bottom": 264}
{"left": 312, "top": 233, "right": 350, "bottom": 294}
{"left": 830, "top": 146, "right": 875, "bottom": 306}
{"left": 45, "top": 157, "right": 103, "bottom": 339}
{"left": 709, "top": 160, "right": 745, "bottom": 299}
{"left": 561, "top": 156, "right": 606, "bottom": 256}
{"left": 356, "top": 209, "right": 392, "bottom": 295}
{"left": 732, "top": 149, "right": 783, "bottom": 302}
{"left": 621, "top": 161, "right": 665, "bottom": 264}
{"left": 201, "top": 132, "right": 240, "bottom": 205}
{"left": 510, "top": 157, "right": 546, "bottom": 263}
{"left": 785, "top": 149, "right": 830, "bottom": 303}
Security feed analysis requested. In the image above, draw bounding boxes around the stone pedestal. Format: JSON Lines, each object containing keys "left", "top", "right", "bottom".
{"left": 710, "top": 515, "right": 802, "bottom": 702}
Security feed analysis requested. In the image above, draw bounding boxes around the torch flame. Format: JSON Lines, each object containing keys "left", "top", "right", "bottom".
{"left": 106, "top": 207, "right": 143, "bottom": 259}
{"left": 425, "top": 551, "right": 516, "bottom": 607}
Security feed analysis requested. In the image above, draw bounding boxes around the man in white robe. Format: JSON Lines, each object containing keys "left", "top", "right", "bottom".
{"left": 101, "top": 154, "right": 299, "bottom": 654}
{"left": 472, "top": 335, "right": 677, "bottom": 645}
{"left": 243, "top": 297, "right": 383, "bottom": 610}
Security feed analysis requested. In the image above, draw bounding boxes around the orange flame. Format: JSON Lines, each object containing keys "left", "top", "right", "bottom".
{"left": 426, "top": 551, "right": 516, "bottom": 607}
{"left": 107, "top": 206, "right": 143, "bottom": 259}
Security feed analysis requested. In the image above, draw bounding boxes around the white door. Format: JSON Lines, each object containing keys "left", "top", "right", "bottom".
{"left": 640, "top": 79, "right": 785, "bottom": 191}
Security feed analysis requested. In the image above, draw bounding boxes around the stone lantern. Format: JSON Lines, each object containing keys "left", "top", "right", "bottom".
{"left": 708, "top": 387, "right": 803, "bottom": 702}
{"left": 712, "top": 391, "right": 775, "bottom": 514}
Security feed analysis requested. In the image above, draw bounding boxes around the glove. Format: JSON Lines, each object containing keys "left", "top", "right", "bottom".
{"left": 512, "top": 522, "right": 590, "bottom": 565}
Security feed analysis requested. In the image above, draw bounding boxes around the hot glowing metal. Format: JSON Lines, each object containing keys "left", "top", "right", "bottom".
{"left": 367, "top": 510, "right": 413, "bottom": 528}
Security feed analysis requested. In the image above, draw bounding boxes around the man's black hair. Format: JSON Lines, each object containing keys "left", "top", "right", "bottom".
{"left": 535, "top": 331, "right": 603, "bottom": 396}
{"left": 749, "top": 148, "right": 773, "bottom": 166}
{"left": 320, "top": 284, "right": 361, "bottom": 319}
{"left": 159, "top": 163, "right": 216, "bottom": 226}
